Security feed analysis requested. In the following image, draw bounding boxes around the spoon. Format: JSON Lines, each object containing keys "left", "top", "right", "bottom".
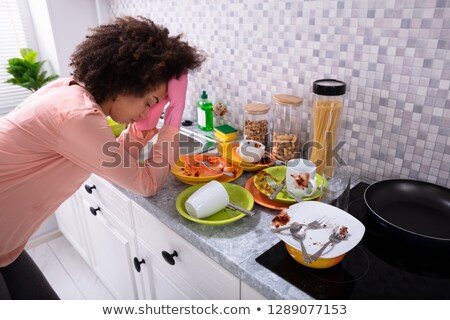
{"left": 289, "top": 223, "right": 311, "bottom": 264}
{"left": 201, "top": 161, "right": 234, "bottom": 177}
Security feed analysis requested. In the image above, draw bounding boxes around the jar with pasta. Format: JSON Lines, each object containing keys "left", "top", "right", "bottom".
{"left": 243, "top": 103, "right": 270, "bottom": 145}
{"left": 271, "top": 94, "right": 303, "bottom": 162}
{"left": 309, "top": 79, "right": 346, "bottom": 176}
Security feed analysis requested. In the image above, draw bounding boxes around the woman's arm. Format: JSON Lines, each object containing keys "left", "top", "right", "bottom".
{"left": 57, "top": 109, "right": 179, "bottom": 197}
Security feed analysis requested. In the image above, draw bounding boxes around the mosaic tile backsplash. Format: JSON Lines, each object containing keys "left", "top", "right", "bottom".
{"left": 107, "top": 0, "right": 450, "bottom": 187}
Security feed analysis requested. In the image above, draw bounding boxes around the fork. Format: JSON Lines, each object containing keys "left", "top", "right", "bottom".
{"left": 271, "top": 216, "right": 329, "bottom": 233}
{"left": 226, "top": 202, "right": 256, "bottom": 217}
{"left": 201, "top": 161, "right": 234, "bottom": 177}
{"left": 265, "top": 176, "right": 286, "bottom": 200}
{"left": 309, "top": 228, "right": 347, "bottom": 262}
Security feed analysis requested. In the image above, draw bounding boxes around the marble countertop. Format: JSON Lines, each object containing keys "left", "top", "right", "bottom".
{"left": 114, "top": 122, "right": 364, "bottom": 300}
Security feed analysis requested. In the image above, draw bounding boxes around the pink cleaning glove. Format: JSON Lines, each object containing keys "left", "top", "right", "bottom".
{"left": 134, "top": 96, "right": 169, "bottom": 131}
{"left": 164, "top": 71, "right": 188, "bottom": 128}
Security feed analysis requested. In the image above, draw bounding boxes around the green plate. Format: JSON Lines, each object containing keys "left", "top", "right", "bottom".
{"left": 176, "top": 182, "right": 254, "bottom": 225}
{"left": 253, "top": 166, "right": 327, "bottom": 204}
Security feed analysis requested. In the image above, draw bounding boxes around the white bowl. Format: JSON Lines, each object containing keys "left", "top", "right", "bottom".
{"left": 274, "top": 201, "right": 365, "bottom": 259}
{"left": 237, "top": 140, "right": 265, "bottom": 163}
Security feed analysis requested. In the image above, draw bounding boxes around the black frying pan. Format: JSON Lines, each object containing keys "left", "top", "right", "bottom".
{"left": 364, "top": 179, "right": 450, "bottom": 248}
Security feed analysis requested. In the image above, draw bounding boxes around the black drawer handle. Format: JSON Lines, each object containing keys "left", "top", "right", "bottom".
{"left": 161, "top": 250, "right": 178, "bottom": 265}
{"left": 89, "top": 206, "right": 100, "bottom": 216}
{"left": 84, "top": 184, "right": 96, "bottom": 194}
{"left": 133, "top": 257, "right": 146, "bottom": 272}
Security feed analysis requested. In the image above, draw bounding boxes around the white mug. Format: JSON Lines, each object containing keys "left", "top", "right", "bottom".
{"left": 237, "top": 139, "right": 265, "bottom": 163}
{"left": 285, "top": 159, "right": 317, "bottom": 198}
{"left": 184, "top": 180, "right": 230, "bottom": 219}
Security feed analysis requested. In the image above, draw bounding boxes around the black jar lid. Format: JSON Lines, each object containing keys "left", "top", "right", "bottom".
{"left": 313, "top": 79, "right": 346, "bottom": 96}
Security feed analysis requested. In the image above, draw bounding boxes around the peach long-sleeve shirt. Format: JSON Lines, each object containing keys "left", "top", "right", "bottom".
{"left": 0, "top": 78, "right": 179, "bottom": 267}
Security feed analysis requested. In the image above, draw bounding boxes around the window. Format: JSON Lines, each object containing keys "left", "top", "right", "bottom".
{"left": 0, "top": 0, "right": 37, "bottom": 116}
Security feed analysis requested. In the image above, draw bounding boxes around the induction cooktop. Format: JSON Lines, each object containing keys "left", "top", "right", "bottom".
{"left": 256, "top": 182, "right": 450, "bottom": 299}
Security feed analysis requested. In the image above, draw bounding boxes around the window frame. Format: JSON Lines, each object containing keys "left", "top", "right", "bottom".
{"left": 0, "top": 0, "right": 39, "bottom": 116}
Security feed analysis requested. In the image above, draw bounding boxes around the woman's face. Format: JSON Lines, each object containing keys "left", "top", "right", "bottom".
{"left": 104, "top": 82, "right": 168, "bottom": 125}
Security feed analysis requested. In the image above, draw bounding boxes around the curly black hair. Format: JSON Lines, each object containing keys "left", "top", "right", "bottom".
{"left": 70, "top": 16, "right": 206, "bottom": 104}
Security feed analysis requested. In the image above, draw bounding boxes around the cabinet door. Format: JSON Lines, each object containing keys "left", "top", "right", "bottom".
{"left": 55, "top": 189, "right": 90, "bottom": 263}
{"left": 135, "top": 239, "right": 207, "bottom": 300}
{"left": 81, "top": 198, "right": 138, "bottom": 299}
{"left": 240, "top": 281, "right": 267, "bottom": 300}
{"left": 132, "top": 203, "right": 240, "bottom": 300}
{"left": 87, "top": 175, "right": 133, "bottom": 229}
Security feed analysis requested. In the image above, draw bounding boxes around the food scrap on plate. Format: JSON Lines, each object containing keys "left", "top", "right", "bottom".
{"left": 271, "top": 210, "right": 291, "bottom": 228}
{"left": 171, "top": 154, "right": 243, "bottom": 185}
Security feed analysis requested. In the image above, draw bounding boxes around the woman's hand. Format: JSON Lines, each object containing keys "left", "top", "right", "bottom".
{"left": 164, "top": 71, "right": 188, "bottom": 128}
{"left": 134, "top": 97, "right": 169, "bottom": 131}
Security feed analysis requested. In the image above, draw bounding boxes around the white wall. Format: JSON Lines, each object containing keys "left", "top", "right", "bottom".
{"left": 28, "top": 0, "right": 100, "bottom": 77}
{"left": 27, "top": 0, "right": 109, "bottom": 240}
{"left": 27, "top": 0, "right": 59, "bottom": 74}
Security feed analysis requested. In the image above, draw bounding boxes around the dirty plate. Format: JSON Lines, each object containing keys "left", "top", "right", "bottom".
{"left": 176, "top": 182, "right": 254, "bottom": 225}
{"left": 244, "top": 176, "right": 289, "bottom": 210}
{"left": 171, "top": 154, "right": 242, "bottom": 185}
{"left": 253, "top": 166, "right": 326, "bottom": 203}
{"left": 217, "top": 141, "right": 274, "bottom": 171}
{"left": 275, "top": 201, "right": 365, "bottom": 259}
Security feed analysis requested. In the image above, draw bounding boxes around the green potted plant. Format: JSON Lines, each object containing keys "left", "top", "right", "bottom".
{"left": 5, "top": 48, "right": 58, "bottom": 92}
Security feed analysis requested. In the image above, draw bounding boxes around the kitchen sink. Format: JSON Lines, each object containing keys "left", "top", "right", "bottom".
{"left": 178, "top": 131, "right": 215, "bottom": 155}
{"left": 139, "top": 129, "right": 216, "bottom": 161}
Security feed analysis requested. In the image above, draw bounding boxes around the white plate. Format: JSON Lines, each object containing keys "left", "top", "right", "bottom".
{"left": 274, "top": 202, "right": 365, "bottom": 259}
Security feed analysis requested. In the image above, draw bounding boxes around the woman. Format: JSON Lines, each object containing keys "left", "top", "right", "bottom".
{"left": 0, "top": 16, "right": 205, "bottom": 298}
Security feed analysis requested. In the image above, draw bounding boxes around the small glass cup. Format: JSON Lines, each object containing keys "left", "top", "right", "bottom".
{"left": 319, "top": 167, "right": 351, "bottom": 211}
{"left": 213, "top": 100, "right": 228, "bottom": 127}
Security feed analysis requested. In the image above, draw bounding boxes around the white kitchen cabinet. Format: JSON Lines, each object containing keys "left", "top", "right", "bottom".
{"left": 135, "top": 238, "right": 204, "bottom": 299}
{"left": 80, "top": 197, "right": 138, "bottom": 299}
{"left": 241, "top": 281, "right": 267, "bottom": 300}
{"left": 132, "top": 202, "right": 240, "bottom": 300}
{"left": 56, "top": 175, "right": 139, "bottom": 299}
{"left": 54, "top": 186, "right": 91, "bottom": 264}
{"left": 56, "top": 175, "right": 264, "bottom": 300}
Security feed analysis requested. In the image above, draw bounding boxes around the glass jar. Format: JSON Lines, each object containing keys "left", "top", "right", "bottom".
{"left": 212, "top": 99, "right": 228, "bottom": 127}
{"left": 271, "top": 94, "right": 303, "bottom": 162}
{"left": 309, "top": 79, "right": 346, "bottom": 176}
{"left": 243, "top": 103, "right": 270, "bottom": 146}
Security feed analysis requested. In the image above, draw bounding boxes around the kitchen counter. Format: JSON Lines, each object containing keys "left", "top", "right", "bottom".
{"left": 114, "top": 123, "right": 364, "bottom": 299}
{"left": 115, "top": 171, "right": 313, "bottom": 299}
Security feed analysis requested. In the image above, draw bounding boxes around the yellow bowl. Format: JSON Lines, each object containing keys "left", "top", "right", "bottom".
{"left": 274, "top": 202, "right": 365, "bottom": 269}
{"left": 285, "top": 243, "right": 345, "bottom": 269}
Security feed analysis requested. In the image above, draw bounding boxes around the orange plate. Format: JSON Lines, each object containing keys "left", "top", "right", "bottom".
{"left": 217, "top": 141, "right": 274, "bottom": 171}
{"left": 171, "top": 154, "right": 243, "bottom": 185}
{"left": 244, "top": 176, "right": 289, "bottom": 210}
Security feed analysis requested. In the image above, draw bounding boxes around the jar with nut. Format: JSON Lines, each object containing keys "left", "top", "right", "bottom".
{"left": 271, "top": 94, "right": 303, "bottom": 162}
{"left": 243, "top": 103, "right": 270, "bottom": 146}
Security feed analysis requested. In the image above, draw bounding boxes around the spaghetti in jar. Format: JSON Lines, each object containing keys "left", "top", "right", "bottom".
{"left": 309, "top": 79, "right": 346, "bottom": 176}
